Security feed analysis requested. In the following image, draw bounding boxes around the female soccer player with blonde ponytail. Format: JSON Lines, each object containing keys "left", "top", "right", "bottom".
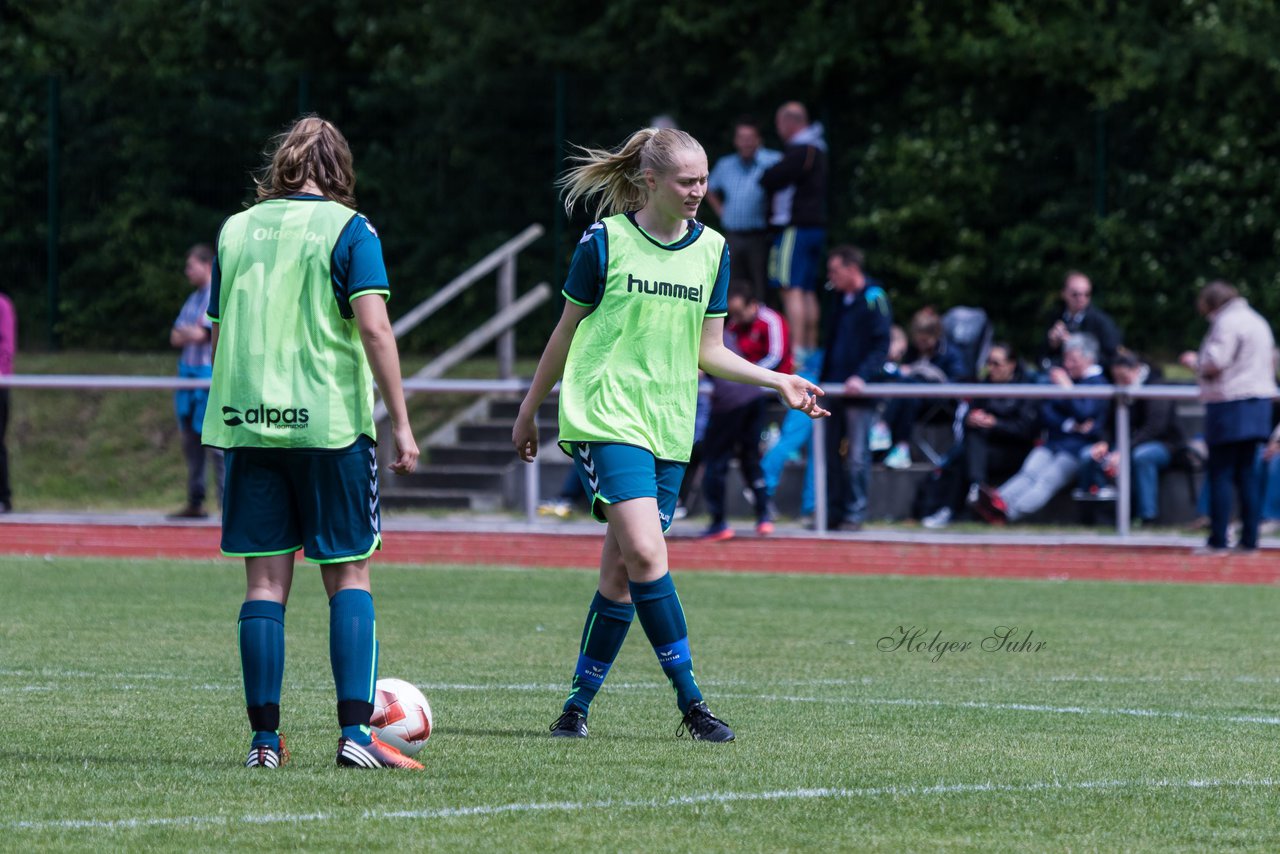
{"left": 513, "top": 127, "right": 828, "bottom": 741}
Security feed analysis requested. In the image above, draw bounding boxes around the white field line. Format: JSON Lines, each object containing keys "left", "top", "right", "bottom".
{"left": 3, "top": 671, "right": 1277, "bottom": 726}
{"left": 4, "top": 668, "right": 1280, "bottom": 688}
{"left": 5, "top": 777, "right": 1277, "bottom": 833}
{"left": 714, "top": 693, "right": 1280, "bottom": 726}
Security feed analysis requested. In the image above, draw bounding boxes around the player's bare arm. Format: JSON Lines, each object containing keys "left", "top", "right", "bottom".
{"left": 354, "top": 294, "right": 418, "bottom": 475}
{"left": 697, "top": 316, "right": 829, "bottom": 418}
{"left": 513, "top": 301, "right": 591, "bottom": 461}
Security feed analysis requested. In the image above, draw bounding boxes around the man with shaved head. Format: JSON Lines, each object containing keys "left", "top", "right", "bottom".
{"left": 760, "top": 101, "right": 828, "bottom": 372}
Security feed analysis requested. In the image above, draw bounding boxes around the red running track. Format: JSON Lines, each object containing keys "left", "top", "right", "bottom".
{"left": 0, "top": 522, "right": 1273, "bottom": 585}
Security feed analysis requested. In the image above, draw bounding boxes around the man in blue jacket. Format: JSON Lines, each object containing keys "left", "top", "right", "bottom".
{"left": 976, "top": 333, "right": 1108, "bottom": 523}
{"left": 819, "top": 246, "right": 892, "bottom": 530}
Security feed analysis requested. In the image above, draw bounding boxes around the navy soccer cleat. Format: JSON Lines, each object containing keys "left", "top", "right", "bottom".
{"left": 244, "top": 733, "right": 288, "bottom": 768}
{"left": 677, "top": 701, "right": 735, "bottom": 742}
{"left": 549, "top": 709, "right": 589, "bottom": 738}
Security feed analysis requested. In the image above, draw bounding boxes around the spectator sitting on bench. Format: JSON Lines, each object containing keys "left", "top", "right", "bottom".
{"left": 881, "top": 307, "right": 966, "bottom": 470}
{"left": 1073, "top": 350, "right": 1185, "bottom": 525}
{"left": 974, "top": 333, "right": 1108, "bottom": 523}
{"left": 918, "top": 341, "right": 1039, "bottom": 528}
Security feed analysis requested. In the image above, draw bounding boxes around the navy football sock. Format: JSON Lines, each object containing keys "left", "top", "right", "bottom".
{"left": 330, "top": 589, "right": 378, "bottom": 745}
{"left": 629, "top": 573, "right": 703, "bottom": 712}
{"left": 564, "top": 592, "right": 635, "bottom": 714}
{"left": 238, "top": 599, "right": 285, "bottom": 751}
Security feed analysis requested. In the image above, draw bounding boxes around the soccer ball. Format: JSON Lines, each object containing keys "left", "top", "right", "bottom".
{"left": 371, "top": 678, "right": 433, "bottom": 757}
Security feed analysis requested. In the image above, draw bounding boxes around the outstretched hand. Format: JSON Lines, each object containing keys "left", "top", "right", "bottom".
{"left": 777, "top": 374, "right": 830, "bottom": 419}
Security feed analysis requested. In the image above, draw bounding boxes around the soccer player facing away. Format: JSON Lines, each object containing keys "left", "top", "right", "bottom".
{"left": 203, "top": 116, "right": 422, "bottom": 770}
{"left": 512, "top": 127, "right": 829, "bottom": 741}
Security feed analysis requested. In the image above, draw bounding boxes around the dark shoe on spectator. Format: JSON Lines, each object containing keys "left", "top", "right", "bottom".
{"left": 168, "top": 505, "right": 208, "bottom": 520}
{"left": 972, "top": 485, "right": 1008, "bottom": 525}
{"left": 804, "top": 518, "right": 861, "bottom": 533}
{"left": 0, "top": 501, "right": 11, "bottom": 514}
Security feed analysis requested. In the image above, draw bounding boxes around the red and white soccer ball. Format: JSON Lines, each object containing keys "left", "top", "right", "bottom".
{"left": 371, "top": 677, "right": 433, "bottom": 757}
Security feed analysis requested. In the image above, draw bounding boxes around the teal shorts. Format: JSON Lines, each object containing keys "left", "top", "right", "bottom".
{"left": 570, "top": 442, "right": 686, "bottom": 533}
{"left": 221, "top": 435, "right": 381, "bottom": 564}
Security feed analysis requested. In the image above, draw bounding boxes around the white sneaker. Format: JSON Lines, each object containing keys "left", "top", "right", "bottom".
{"left": 922, "top": 507, "right": 952, "bottom": 529}
{"left": 869, "top": 420, "right": 893, "bottom": 452}
{"left": 884, "top": 444, "right": 912, "bottom": 470}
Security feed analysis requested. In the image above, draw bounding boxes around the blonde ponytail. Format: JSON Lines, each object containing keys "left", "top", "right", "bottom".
{"left": 558, "top": 127, "right": 705, "bottom": 221}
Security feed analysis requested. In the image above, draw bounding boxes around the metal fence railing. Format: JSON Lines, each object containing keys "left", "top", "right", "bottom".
{"left": 0, "top": 375, "right": 1207, "bottom": 535}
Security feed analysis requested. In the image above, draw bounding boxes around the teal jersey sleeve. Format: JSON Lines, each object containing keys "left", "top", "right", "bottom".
{"left": 706, "top": 242, "right": 730, "bottom": 316}
{"left": 333, "top": 214, "right": 389, "bottom": 317}
{"left": 562, "top": 223, "right": 607, "bottom": 308}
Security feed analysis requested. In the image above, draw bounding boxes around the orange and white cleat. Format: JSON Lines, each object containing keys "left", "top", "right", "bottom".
{"left": 336, "top": 733, "right": 425, "bottom": 770}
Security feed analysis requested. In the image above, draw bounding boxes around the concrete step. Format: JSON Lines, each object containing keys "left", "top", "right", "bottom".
{"left": 427, "top": 444, "right": 519, "bottom": 467}
{"left": 458, "top": 421, "right": 559, "bottom": 445}
{"left": 486, "top": 398, "right": 559, "bottom": 422}
{"left": 397, "top": 465, "right": 510, "bottom": 492}
{"left": 379, "top": 489, "right": 482, "bottom": 510}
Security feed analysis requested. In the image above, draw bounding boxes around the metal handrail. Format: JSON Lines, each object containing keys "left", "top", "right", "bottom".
{"left": 390, "top": 224, "right": 544, "bottom": 340}
{"left": 371, "top": 283, "right": 553, "bottom": 423}
{"left": 388, "top": 224, "right": 544, "bottom": 384}
{"left": 2, "top": 375, "right": 1216, "bottom": 534}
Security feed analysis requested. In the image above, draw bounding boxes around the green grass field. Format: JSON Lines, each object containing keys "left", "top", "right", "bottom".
{"left": 4, "top": 556, "right": 1280, "bottom": 851}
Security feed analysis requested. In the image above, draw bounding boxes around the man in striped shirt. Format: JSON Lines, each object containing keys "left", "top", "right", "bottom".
{"left": 707, "top": 118, "right": 781, "bottom": 298}
{"left": 169, "top": 243, "right": 224, "bottom": 519}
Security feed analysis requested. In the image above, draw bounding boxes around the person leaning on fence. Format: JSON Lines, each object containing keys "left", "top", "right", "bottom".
{"left": 169, "top": 243, "right": 225, "bottom": 519}
{"left": 919, "top": 342, "right": 1038, "bottom": 529}
{"left": 818, "top": 245, "right": 892, "bottom": 532}
{"left": 1179, "top": 280, "right": 1277, "bottom": 553}
{"left": 974, "top": 333, "right": 1108, "bottom": 524}
{"left": 205, "top": 115, "right": 422, "bottom": 771}
{"left": 1073, "top": 350, "right": 1184, "bottom": 526}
